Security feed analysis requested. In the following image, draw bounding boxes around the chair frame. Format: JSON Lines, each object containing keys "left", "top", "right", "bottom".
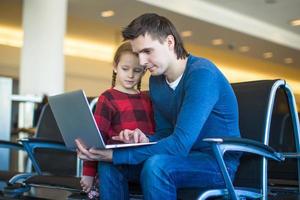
{"left": 0, "top": 140, "right": 34, "bottom": 197}
{"left": 3, "top": 98, "right": 99, "bottom": 198}
{"left": 4, "top": 81, "right": 300, "bottom": 199}
{"left": 199, "top": 138, "right": 285, "bottom": 200}
{"left": 0, "top": 141, "right": 24, "bottom": 177}
{"left": 20, "top": 138, "right": 78, "bottom": 176}
{"left": 264, "top": 80, "right": 300, "bottom": 196}
{"left": 198, "top": 79, "right": 300, "bottom": 200}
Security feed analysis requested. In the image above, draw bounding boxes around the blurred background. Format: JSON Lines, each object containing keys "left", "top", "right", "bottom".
{"left": 0, "top": 1, "right": 299, "bottom": 197}
{"left": 0, "top": 0, "right": 299, "bottom": 105}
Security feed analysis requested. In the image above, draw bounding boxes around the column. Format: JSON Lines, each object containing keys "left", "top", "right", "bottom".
{"left": 0, "top": 77, "right": 12, "bottom": 171}
{"left": 20, "top": 0, "right": 68, "bottom": 96}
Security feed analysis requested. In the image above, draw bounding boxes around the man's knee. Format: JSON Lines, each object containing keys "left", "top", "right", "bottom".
{"left": 141, "top": 154, "right": 170, "bottom": 180}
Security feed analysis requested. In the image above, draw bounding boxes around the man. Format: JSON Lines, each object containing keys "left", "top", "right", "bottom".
{"left": 76, "top": 13, "right": 240, "bottom": 200}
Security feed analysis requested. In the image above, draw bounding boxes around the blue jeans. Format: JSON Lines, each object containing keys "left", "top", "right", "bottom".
{"left": 98, "top": 152, "right": 238, "bottom": 200}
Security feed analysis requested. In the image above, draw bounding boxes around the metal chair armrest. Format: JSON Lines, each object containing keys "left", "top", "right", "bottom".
{"left": 203, "top": 137, "right": 285, "bottom": 161}
{"left": 19, "top": 138, "right": 66, "bottom": 149}
{"left": 18, "top": 138, "right": 74, "bottom": 175}
{"left": 0, "top": 140, "right": 23, "bottom": 151}
{"left": 8, "top": 172, "right": 36, "bottom": 184}
{"left": 281, "top": 152, "right": 300, "bottom": 158}
{"left": 201, "top": 137, "right": 285, "bottom": 200}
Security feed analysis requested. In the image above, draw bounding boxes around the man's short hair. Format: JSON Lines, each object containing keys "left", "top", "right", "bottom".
{"left": 122, "top": 13, "right": 188, "bottom": 59}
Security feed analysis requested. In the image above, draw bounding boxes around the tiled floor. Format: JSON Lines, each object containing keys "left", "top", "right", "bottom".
{"left": 0, "top": 187, "right": 74, "bottom": 200}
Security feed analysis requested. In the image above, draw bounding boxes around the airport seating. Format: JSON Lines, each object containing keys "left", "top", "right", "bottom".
{"left": 196, "top": 79, "right": 300, "bottom": 200}
{"left": 4, "top": 81, "right": 300, "bottom": 200}
{"left": 2, "top": 104, "right": 83, "bottom": 199}
{"left": 0, "top": 140, "right": 30, "bottom": 196}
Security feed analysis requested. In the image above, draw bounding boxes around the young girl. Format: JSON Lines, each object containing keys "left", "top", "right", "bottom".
{"left": 80, "top": 42, "right": 155, "bottom": 199}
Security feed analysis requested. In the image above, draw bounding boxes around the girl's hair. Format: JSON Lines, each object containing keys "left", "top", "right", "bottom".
{"left": 111, "top": 42, "right": 142, "bottom": 90}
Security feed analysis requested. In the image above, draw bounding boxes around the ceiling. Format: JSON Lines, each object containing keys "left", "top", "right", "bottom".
{"left": 66, "top": 0, "right": 300, "bottom": 69}
{"left": 201, "top": 0, "right": 300, "bottom": 36}
{"left": 0, "top": 0, "right": 299, "bottom": 69}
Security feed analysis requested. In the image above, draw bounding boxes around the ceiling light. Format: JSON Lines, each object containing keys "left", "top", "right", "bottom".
{"left": 263, "top": 52, "right": 273, "bottom": 59}
{"left": 265, "top": 0, "right": 276, "bottom": 4}
{"left": 64, "top": 39, "right": 115, "bottom": 62}
{"left": 220, "top": 66, "right": 300, "bottom": 96}
{"left": 289, "top": 19, "right": 300, "bottom": 26}
{"left": 211, "top": 38, "right": 223, "bottom": 46}
{"left": 101, "top": 10, "right": 115, "bottom": 18}
{"left": 0, "top": 26, "right": 23, "bottom": 47}
{"left": 0, "top": 26, "right": 115, "bottom": 62}
{"left": 181, "top": 30, "right": 192, "bottom": 37}
{"left": 284, "top": 57, "right": 293, "bottom": 64}
{"left": 238, "top": 46, "right": 250, "bottom": 52}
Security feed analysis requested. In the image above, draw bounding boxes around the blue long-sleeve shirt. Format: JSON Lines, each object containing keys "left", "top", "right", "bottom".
{"left": 113, "top": 55, "right": 240, "bottom": 165}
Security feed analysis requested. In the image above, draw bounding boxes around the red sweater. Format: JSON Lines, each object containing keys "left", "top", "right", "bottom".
{"left": 83, "top": 89, "right": 155, "bottom": 176}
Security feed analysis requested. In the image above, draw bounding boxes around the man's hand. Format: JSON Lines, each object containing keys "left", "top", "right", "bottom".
{"left": 112, "top": 128, "right": 149, "bottom": 143}
{"left": 75, "top": 139, "right": 112, "bottom": 162}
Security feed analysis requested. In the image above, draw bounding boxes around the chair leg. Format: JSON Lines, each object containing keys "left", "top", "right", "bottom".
{"left": 285, "top": 85, "right": 300, "bottom": 193}
{"left": 212, "top": 144, "right": 239, "bottom": 200}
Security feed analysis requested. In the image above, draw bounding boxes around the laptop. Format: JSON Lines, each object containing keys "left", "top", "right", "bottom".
{"left": 48, "top": 90, "right": 156, "bottom": 150}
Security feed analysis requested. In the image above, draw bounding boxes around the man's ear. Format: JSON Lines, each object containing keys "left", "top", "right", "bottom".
{"left": 166, "top": 35, "right": 175, "bottom": 49}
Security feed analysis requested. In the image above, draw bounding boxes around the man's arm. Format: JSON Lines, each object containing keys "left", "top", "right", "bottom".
{"left": 148, "top": 104, "right": 173, "bottom": 142}
{"left": 113, "top": 69, "right": 220, "bottom": 165}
